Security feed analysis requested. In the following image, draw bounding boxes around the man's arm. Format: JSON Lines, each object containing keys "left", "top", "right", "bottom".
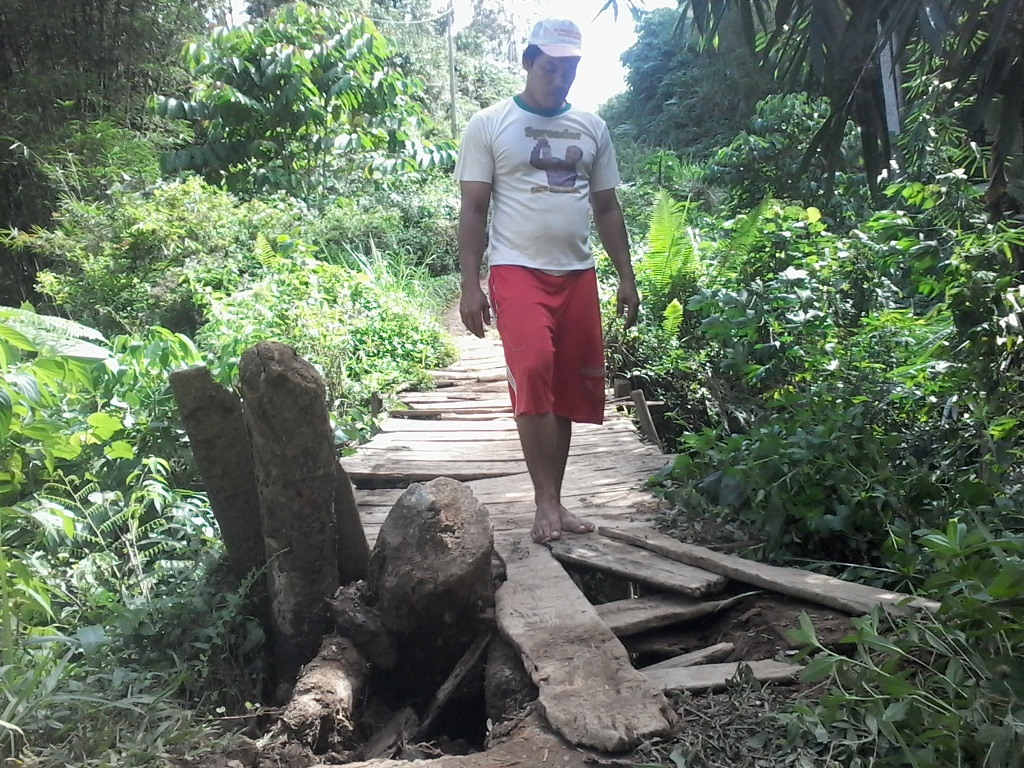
{"left": 458, "top": 180, "right": 493, "bottom": 338}
{"left": 591, "top": 188, "right": 639, "bottom": 329}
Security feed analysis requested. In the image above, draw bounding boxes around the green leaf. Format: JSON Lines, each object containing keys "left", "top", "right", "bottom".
{"left": 104, "top": 441, "right": 135, "bottom": 461}
{"left": 87, "top": 412, "right": 124, "bottom": 441}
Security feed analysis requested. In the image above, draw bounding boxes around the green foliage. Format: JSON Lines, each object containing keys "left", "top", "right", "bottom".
{"left": 635, "top": 191, "right": 703, "bottom": 325}
{"left": 12, "top": 177, "right": 303, "bottom": 336}
{"left": 156, "top": 2, "right": 452, "bottom": 197}
{"left": 305, "top": 170, "right": 459, "bottom": 273}
{"left": 0, "top": 0, "right": 209, "bottom": 304}
{"left": 706, "top": 93, "right": 870, "bottom": 218}
{"left": 601, "top": 6, "right": 772, "bottom": 162}
{"left": 196, "top": 243, "right": 457, "bottom": 437}
{"left": 783, "top": 517, "right": 1024, "bottom": 767}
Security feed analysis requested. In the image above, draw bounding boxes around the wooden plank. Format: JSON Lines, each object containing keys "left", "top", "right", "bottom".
{"left": 342, "top": 457, "right": 526, "bottom": 484}
{"left": 351, "top": 443, "right": 663, "bottom": 463}
{"left": 494, "top": 532, "right": 675, "bottom": 752}
{"left": 549, "top": 536, "right": 727, "bottom": 598}
{"left": 595, "top": 593, "right": 748, "bottom": 637}
{"left": 641, "top": 643, "right": 735, "bottom": 671}
{"left": 600, "top": 527, "right": 940, "bottom": 615}
{"left": 644, "top": 660, "right": 802, "bottom": 693}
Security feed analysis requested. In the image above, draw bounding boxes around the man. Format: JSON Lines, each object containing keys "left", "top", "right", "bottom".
{"left": 455, "top": 18, "right": 639, "bottom": 544}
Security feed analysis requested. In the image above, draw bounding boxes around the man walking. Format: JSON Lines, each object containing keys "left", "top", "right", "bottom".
{"left": 455, "top": 18, "right": 639, "bottom": 544}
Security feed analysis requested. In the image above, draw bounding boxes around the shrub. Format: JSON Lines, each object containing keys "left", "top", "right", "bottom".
{"left": 15, "top": 177, "right": 304, "bottom": 337}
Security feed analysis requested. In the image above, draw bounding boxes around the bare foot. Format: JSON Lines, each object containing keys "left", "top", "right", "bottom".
{"left": 559, "top": 505, "right": 595, "bottom": 534}
{"left": 532, "top": 503, "right": 562, "bottom": 543}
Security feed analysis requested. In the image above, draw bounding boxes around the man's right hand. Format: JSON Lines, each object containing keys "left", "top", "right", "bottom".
{"left": 459, "top": 285, "right": 492, "bottom": 338}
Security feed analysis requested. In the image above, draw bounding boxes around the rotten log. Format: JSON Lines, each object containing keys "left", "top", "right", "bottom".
{"left": 326, "top": 582, "right": 397, "bottom": 670}
{"left": 279, "top": 635, "right": 367, "bottom": 753}
{"left": 240, "top": 341, "right": 339, "bottom": 684}
{"left": 168, "top": 365, "right": 265, "bottom": 590}
{"left": 367, "top": 477, "right": 495, "bottom": 699}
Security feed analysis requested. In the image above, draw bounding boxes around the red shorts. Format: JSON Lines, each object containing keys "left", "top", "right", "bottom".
{"left": 488, "top": 265, "right": 606, "bottom": 424}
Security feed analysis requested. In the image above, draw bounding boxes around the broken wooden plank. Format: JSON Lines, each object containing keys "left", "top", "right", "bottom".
{"left": 414, "top": 630, "right": 494, "bottom": 741}
{"left": 644, "top": 660, "right": 802, "bottom": 693}
{"left": 601, "top": 527, "right": 940, "bottom": 615}
{"left": 549, "top": 536, "right": 727, "bottom": 598}
{"left": 640, "top": 642, "right": 735, "bottom": 671}
{"left": 596, "top": 593, "right": 751, "bottom": 637}
{"left": 494, "top": 532, "right": 675, "bottom": 752}
{"left": 363, "top": 706, "right": 417, "bottom": 760}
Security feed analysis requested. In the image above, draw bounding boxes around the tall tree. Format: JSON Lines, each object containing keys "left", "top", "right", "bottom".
{"left": 0, "top": 0, "right": 211, "bottom": 303}
{"left": 606, "top": 0, "right": 1023, "bottom": 207}
{"left": 156, "top": 2, "right": 446, "bottom": 197}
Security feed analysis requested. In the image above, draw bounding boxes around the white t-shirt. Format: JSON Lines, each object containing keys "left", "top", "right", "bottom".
{"left": 454, "top": 97, "right": 621, "bottom": 272}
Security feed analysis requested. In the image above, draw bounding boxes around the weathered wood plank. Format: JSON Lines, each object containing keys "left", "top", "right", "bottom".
{"left": 641, "top": 642, "right": 736, "bottom": 671}
{"left": 342, "top": 458, "right": 526, "bottom": 484}
{"left": 596, "top": 594, "right": 747, "bottom": 637}
{"left": 549, "top": 536, "right": 727, "bottom": 598}
{"left": 644, "top": 660, "right": 802, "bottom": 692}
{"left": 352, "top": 443, "right": 664, "bottom": 463}
{"left": 494, "top": 532, "right": 675, "bottom": 752}
{"left": 601, "top": 527, "right": 940, "bottom": 615}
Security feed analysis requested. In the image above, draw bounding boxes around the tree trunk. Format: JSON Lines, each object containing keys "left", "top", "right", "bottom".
{"left": 239, "top": 341, "right": 340, "bottom": 684}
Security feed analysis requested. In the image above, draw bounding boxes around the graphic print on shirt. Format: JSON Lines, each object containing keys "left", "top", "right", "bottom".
{"left": 525, "top": 126, "right": 585, "bottom": 194}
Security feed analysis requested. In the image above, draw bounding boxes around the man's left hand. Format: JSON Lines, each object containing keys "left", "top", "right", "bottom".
{"left": 616, "top": 281, "right": 640, "bottom": 329}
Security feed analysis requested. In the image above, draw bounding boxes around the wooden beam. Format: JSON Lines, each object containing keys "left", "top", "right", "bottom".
{"left": 601, "top": 527, "right": 940, "bottom": 615}
{"left": 549, "top": 536, "right": 727, "bottom": 598}
{"left": 596, "top": 593, "right": 752, "bottom": 637}
{"left": 494, "top": 533, "right": 675, "bottom": 752}
{"left": 644, "top": 660, "right": 802, "bottom": 693}
{"left": 640, "top": 642, "right": 735, "bottom": 671}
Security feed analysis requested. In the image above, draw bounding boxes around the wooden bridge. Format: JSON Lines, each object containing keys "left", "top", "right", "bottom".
{"left": 331, "top": 324, "right": 936, "bottom": 768}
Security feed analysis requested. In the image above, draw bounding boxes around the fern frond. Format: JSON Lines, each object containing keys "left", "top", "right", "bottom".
{"left": 663, "top": 299, "right": 684, "bottom": 336}
{"left": 254, "top": 233, "right": 276, "bottom": 266}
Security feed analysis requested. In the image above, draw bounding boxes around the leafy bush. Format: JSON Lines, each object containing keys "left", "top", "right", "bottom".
{"left": 782, "top": 515, "right": 1024, "bottom": 767}
{"left": 196, "top": 243, "right": 456, "bottom": 437}
{"left": 306, "top": 169, "right": 460, "bottom": 274}
{"left": 707, "top": 93, "right": 870, "bottom": 220}
{"left": 14, "top": 177, "right": 304, "bottom": 337}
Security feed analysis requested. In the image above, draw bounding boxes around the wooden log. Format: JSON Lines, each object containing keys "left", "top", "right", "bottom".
{"left": 279, "top": 635, "right": 367, "bottom": 752}
{"left": 326, "top": 582, "right": 397, "bottom": 669}
{"left": 494, "top": 532, "right": 675, "bottom": 752}
{"left": 168, "top": 366, "right": 265, "bottom": 590}
{"left": 600, "top": 527, "right": 940, "bottom": 615}
{"left": 644, "top": 660, "right": 802, "bottom": 693}
{"left": 640, "top": 642, "right": 736, "bottom": 671}
{"left": 548, "top": 536, "right": 727, "bottom": 598}
{"left": 596, "top": 593, "right": 751, "bottom": 637}
{"left": 240, "top": 342, "right": 339, "bottom": 683}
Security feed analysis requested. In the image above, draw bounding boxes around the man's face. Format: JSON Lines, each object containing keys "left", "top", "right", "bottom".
{"left": 524, "top": 52, "right": 579, "bottom": 112}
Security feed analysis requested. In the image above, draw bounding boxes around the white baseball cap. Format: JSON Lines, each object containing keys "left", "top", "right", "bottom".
{"left": 527, "top": 18, "right": 583, "bottom": 57}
